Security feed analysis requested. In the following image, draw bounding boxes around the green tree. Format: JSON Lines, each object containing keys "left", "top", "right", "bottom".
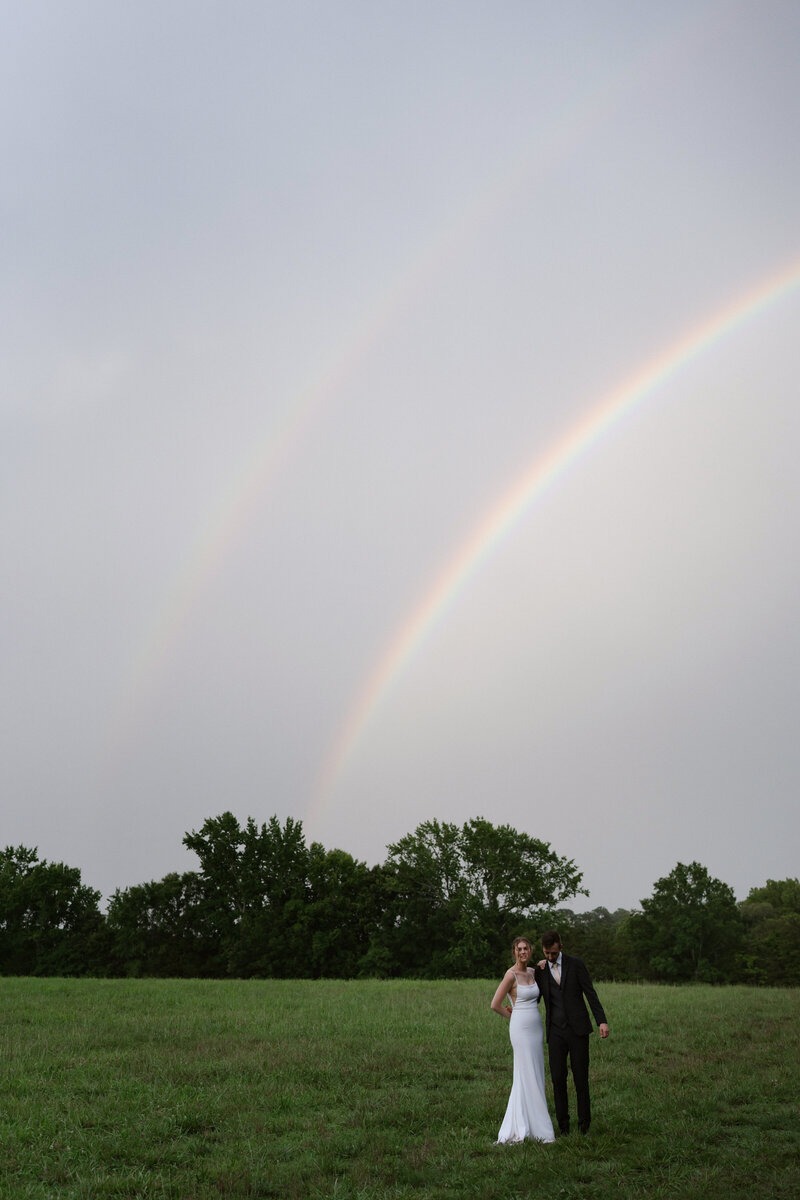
{"left": 744, "top": 878, "right": 800, "bottom": 913}
{"left": 183, "top": 812, "right": 311, "bottom": 977}
{"left": 106, "top": 872, "right": 208, "bottom": 977}
{"left": 108, "top": 814, "right": 386, "bottom": 979}
{"left": 549, "top": 907, "right": 635, "bottom": 980}
{"left": 739, "top": 878, "right": 800, "bottom": 986}
{"left": 628, "top": 861, "right": 744, "bottom": 982}
{"left": 372, "top": 819, "right": 465, "bottom": 977}
{"left": 372, "top": 818, "right": 586, "bottom": 977}
{"left": 0, "top": 846, "right": 106, "bottom": 976}
{"left": 304, "top": 845, "right": 387, "bottom": 978}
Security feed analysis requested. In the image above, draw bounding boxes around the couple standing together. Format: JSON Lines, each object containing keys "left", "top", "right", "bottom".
{"left": 491, "top": 931, "right": 609, "bottom": 1144}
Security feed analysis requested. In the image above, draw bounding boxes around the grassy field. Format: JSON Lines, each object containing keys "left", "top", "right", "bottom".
{"left": 0, "top": 977, "right": 797, "bottom": 1199}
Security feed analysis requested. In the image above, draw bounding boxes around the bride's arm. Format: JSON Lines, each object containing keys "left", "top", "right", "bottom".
{"left": 490, "top": 970, "right": 514, "bottom": 1019}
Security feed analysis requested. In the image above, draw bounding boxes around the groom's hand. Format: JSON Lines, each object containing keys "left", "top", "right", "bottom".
{"left": 599, "top": 1023, "right": 610, "bottom": 1039}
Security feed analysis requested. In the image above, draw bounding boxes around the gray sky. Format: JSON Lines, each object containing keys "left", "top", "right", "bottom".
{"left": 4, "top": 1, "right": 799, "bottom": 914}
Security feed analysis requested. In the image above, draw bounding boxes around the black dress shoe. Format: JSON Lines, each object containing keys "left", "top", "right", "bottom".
{"left": 578, "top": 1123, "right": 590, "bottom": 1135}
{"left": 559, "top": 1125, "right": 570, "bottom": 1136}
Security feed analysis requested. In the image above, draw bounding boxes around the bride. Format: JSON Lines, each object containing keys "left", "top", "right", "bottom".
{"left": 491, "top": 936, "right": 555, "bottom": 1144}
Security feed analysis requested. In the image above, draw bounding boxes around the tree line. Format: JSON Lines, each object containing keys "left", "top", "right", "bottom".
{"left": 1, "top": 814, "right": 798, "bottom": 984}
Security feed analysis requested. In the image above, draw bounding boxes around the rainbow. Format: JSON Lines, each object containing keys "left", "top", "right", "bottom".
{"left": 102, "top": 114, "right": 625, "bottom": 764}
{"left": 311, "top": 256, "right": 800, "bottom": 819}
{"left": 102, "top": 0, "right": 724, "bottom": 773}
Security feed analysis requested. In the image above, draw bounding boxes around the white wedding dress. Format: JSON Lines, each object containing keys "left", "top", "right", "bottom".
{"left": 497, "top": 981, "right": 555, "bottom": 1144}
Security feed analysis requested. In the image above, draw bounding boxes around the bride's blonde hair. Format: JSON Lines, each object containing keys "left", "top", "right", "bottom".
{"left": 511, "top": 936, "right": 532, "bottom": 955}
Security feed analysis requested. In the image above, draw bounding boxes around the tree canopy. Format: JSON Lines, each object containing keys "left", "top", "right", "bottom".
{"left": 739, "top": 877, "right": 800, "bottom": 986}
{"left": 0, "top": 845, "right": 105, "bottom": 975}
{"left": 2, "top": 825, "right": 797, "bottom": 984}
{"left": 370, "top": 817, "right": 586, "bottom": 977}
{"left": 627, "top": 861, "right": 744, "bottom": 982}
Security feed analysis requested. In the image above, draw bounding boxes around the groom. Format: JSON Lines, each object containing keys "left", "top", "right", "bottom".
{"left": 534, "top": 930, "right": 609, "bottom": 1136}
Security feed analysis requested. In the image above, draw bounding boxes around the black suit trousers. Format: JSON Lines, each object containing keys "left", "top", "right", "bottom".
{"left": 547, "top": 1026, "right": 591, "bottom": 1132}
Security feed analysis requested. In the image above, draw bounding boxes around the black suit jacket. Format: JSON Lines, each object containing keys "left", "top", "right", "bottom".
{"left": 535, "top": 954, "right": 607, "bottom": 1040}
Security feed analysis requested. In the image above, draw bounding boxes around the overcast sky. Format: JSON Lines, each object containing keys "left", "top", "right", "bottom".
{"left": 4, "top": 1, "right": 799, "bottom": 915}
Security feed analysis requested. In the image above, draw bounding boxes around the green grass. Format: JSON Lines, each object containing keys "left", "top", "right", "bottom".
{"left": 0, "top": 978, "right": 797, "bottom": 1199}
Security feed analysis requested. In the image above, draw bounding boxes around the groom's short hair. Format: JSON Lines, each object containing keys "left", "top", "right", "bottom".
{"left": 542, "top": 930, "right": 561, "bottom": 949}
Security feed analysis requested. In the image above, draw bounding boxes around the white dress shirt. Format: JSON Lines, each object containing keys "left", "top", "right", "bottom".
{"left": 548, "top": 952, "right": 563, "bottom": 983}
